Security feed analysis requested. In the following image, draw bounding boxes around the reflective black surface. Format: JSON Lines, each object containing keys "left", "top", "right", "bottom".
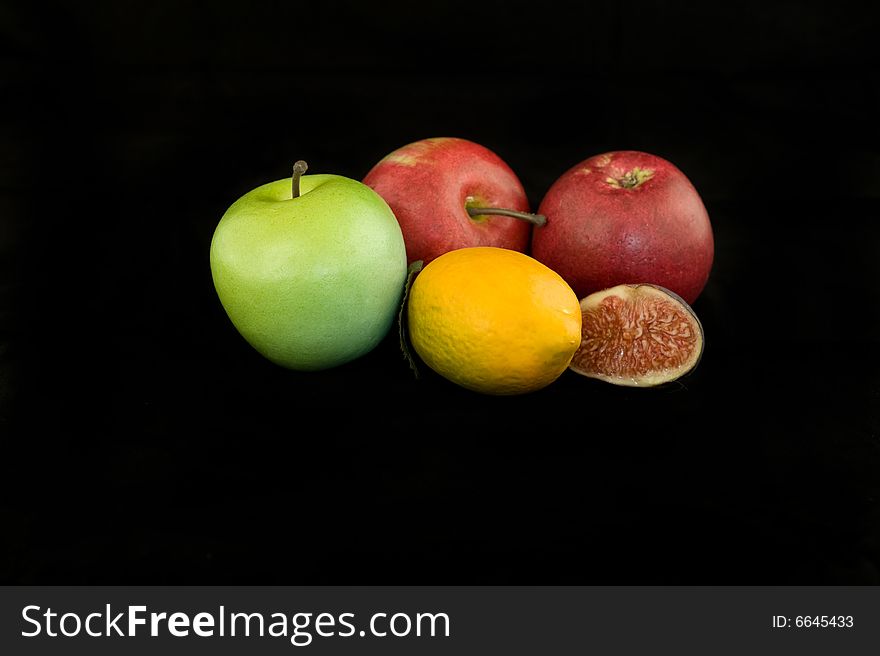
{"left": 2, "top": 0, "right": 879, "bottom": 583}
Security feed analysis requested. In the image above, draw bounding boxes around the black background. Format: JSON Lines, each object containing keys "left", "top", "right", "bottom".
{"left": 2, "top": 0, "right": 879, "bottom": 584}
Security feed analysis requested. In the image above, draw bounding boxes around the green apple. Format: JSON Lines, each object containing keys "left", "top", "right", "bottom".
{"left": 210, "top": 161, "right": 408, "bottom": 370}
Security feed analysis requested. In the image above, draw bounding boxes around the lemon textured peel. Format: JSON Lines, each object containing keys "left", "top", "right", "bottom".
{"left": 407, "top": 247, "right": 582, "bottom": 395}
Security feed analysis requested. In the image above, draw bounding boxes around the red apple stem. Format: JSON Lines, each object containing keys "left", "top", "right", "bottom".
{"left": 291, "top": 160, "right": 308, "bottom": 199}
{"left": 466, "top": 206, "right": 547, "bottom": 226}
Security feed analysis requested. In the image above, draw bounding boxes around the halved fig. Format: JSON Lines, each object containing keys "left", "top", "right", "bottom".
{"left": 569, "top": 284, "right": 704, "bottom": 387}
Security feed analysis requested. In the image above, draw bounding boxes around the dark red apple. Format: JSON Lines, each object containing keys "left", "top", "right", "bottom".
{"left": 363, "top": 137, "right": 544, "bottom": 266}
{"left": 531, "top": 150, "right": 714, "bottom": 304}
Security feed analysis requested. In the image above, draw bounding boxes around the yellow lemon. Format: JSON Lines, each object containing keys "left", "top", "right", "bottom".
{"left": 407, "top": 246, "right": 582, "bottom": 395}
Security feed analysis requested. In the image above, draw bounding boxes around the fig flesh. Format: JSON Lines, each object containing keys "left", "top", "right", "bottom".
{"left": 569, "top": 284, "right": 704, "bottom": 387}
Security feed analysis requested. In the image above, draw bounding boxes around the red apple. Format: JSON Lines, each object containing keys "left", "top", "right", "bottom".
{"left": 531, "top": 150, "right": 714, "bottom": 304}
{"left": 363, "top": 137, "right": 544, "bottom": 266}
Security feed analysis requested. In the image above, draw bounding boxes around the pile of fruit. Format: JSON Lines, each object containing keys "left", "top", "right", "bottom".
{"left": 209, "top": 138, "right": 713, "bottom": 394}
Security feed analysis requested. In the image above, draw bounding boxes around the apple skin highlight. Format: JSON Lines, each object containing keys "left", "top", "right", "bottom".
{"left": 363, "top": 137, "right": 533, "bottom": 266}
{"left": 531, "top": 150, "right": 714, "bottom": 305}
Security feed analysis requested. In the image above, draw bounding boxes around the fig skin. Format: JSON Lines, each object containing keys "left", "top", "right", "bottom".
{"left": 569, "top": 283, "right": 704, "bottom": 387}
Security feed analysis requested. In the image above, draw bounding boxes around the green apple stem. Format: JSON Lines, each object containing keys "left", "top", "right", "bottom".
{"left": 291, "top": 160, "right": 309, "bottom": 199}
{"left": 466, "top": 206, "right": 547, "bottom": 226}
